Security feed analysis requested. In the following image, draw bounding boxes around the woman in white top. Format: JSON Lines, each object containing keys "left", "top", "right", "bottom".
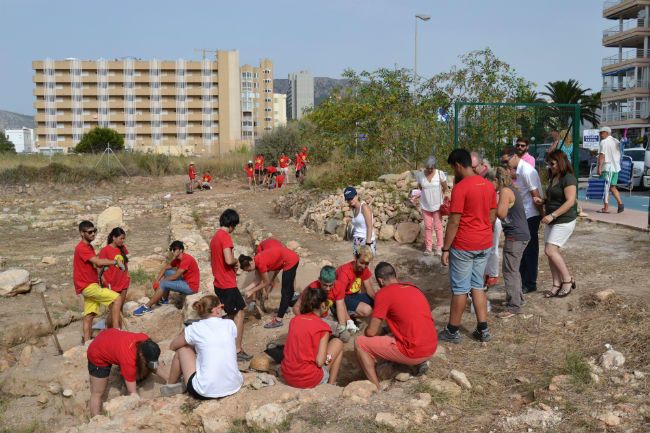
{"left": 161, "top": 295, "right": 243, "bottom": 399}
{"left": 343, "top": 186, "right": 376, "bottom": 255}
{"left": 413, "top": 157, "right": 449, "bottom": 256}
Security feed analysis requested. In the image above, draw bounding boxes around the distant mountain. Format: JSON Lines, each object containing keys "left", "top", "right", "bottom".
{"left": 0, "top": 110, "right": 35, "bottom": 131}
{"left": 274, "top": 77, "right": 350, "bottom": 107}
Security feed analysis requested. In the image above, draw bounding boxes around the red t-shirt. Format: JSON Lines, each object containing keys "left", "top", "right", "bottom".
{"left": 98, "top": 245, "right": 130, "bottom": 292}
{"left": 276, "top": 175, "right": 285, "bottom": 188}
{"left": 254, "top": 156, "right": 264, "bottom": 170}
{"left": 301, "top": 280, "right": 344, "bottom": 317}
{"left": 210, "top": 229, "right": 237, "bottom": 289}
{"left": 266, "top": 166, "right": 277, "bottom": 174}
{"left": 188, "top": 166, "right": 196, "bottom": 180}
{"left": 256, "top": 238, "right": 283, "bottom": 254}
{"left": 279, "top": 156, "right": 289, "bottom": 168}
{"left": 245, "top": 166, "right": 254, "bottom": 178}
{"left": 281, "top": 313, "right": 331, "bottom": 388}
{"left": 87, "top": 328, "right": 149, "bottom": 382}
{"left": 73, "top": 241, "right": 98, "bottom": 294}
{"left": 336, "top": 261, "right": 372, "bottom": 296}
{"left": 254, "top": 247, "right": 299, "bottom": 273}
{"left": 449, "top": 175, "right": 497, "bottom": 251}
{"left": 170, "top": 253, "right": 200, "bottom": 292}
{"left": 202, "top": 174, "right": 212, "bottom": 183}
{"left": 372, "top": 283, "right": 437, "bottom": 359}
{"left": 295, "top": 153, "right": 304, "bottom": 170}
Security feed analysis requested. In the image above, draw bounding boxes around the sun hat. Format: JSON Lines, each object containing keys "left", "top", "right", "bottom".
{"left": 599, "top": 126, "right": 611, "bottom": 134}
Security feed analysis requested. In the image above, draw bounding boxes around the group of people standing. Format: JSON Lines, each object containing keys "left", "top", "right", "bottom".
{"left": 245, "top": 148, "right": 309, "bottom": 190}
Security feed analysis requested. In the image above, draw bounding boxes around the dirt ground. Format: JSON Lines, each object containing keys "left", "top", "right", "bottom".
{"left": 1, "top": 175, "right": 649, "bottom": 432}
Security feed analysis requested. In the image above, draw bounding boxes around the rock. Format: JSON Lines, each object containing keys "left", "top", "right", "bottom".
{"left": 245, "top": 403, "right": 288, "bottom": 430}
{"left": 62, "top": 389, "right": 73, "bottom": 398}
{"left": 0, "top": 268, "right": 31, "bottom": 297}
{"left": 515, "top": 376, "right": 530, "bottom": 384}
{"left": 590, "top": 373, "right": 600, "bottom": 384}
{"left": 48, "top": 382, "right": 62, "bottom": 395}
{"left": 395, "top": 372, "right": 411, "bottom": 382}
{"left": 97, "top": 206, "right": 123, "bottom": 231}
{"left": 36, "top": 393, "right": 49, "bottom": 405}
{"left": 394, "top": 222, "right": 420, "bottom": 244}
{"left": 633, "top": 370, "right": 645, "bottom": 379}
{"left": 375, "top": 412, "right": 400, "bottom": 429}
{"left": 123, "top": 305, "right": 183, "bottom": 342}
{"left": 342, "top": 380, "right": 377, "bottom": 401}
{"left": 409, "top": 393, "right": 432, "bottom": 409}
{"left": 324, "top": 219, "right": 339, "bottom": 235}
{"left": 596, "top": 411, "right": 620, "bottom": 426}
{"left": 594, "top": 289, "right": 615, "bottom": 302}
{"left": 250, "top": 373, "right": 277, "bottom": 390}
{"left": 250, "top": 353, "right": 273, "bottom": 372}
{"left": 600, "top": 347, "right": 625, "bottom": 370}
{"left": 19, "top": 345, "right": 35, "bottom": 366}
{"left": 123, "top": 301, "right": 139, "bottom": 314}
{"left": 502, "top": 408, "right": 562, "bottom": 429}
{"left": 286, "top": 240, "right": 301, "bottom": 251}
{"left": 425, "top": 379, "right": 462, "bottom": 397}
{"left": 195, "top": 400, "right": 230, "bottom": 433}
{"left": 450, "top": 369, "right": 472, "bottom": 390}
{"left": 378, "top": 224, "right": 395, "bottom": 241}
{"left": 103, "top": 394, "right": 140, "bottom": 417}
{"left": 41, "top": 256, "right": 57, "bottom": 265}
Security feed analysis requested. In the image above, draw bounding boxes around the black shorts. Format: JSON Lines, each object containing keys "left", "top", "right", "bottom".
{"left": 214, "top": 287, "right": 246, "bottom": 315}
{"left": 88, "top": 361, "right": 112, "bottom": 378}
{"left": 186, "top": 372, "right": 211, "bottom": 400}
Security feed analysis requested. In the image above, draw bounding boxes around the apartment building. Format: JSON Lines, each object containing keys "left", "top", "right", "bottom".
{"left": 273, "top": 93, "right": 287, "bottom": 128}
{"left": 32, "top": 51, "right": 274, "bottom": 154}
{"left": 240, "top": 59, "right": 274, "bottom": 146}
{"left": 287, "top": 71, "right": 314, "bottom": 120}
{"left": 602, "top": 0, "right": 650, "bottom": 140}
{"left": 4, "top": 127, "right": 35, "bottom": 153}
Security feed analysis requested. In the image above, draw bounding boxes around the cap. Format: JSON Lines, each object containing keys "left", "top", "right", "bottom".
{"left": 343, "top": 186, "right": 357, "bottom": 201}
{"left": 190, "top": 162, "right": 195, "bottom": 165}
{"left": 139, "top": 339, "right": 161, "bottom": 369}
{"left": 599, "top": 126, "right": 611, "bottom": 134}
{"left": 248, "top": 160, "right": 253, "bottom": 164}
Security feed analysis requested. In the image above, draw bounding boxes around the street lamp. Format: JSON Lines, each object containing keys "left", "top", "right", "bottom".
{"left": 414, "top": 14, "right": 431, "bottom": 88}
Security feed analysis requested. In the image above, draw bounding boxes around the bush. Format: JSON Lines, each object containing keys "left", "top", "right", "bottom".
{"left": 75, "top": 127, "right": 125, "bottom": 153}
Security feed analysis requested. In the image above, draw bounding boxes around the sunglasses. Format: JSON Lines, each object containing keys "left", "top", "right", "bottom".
{"left": 83, "top": 228, "right": 97, "bottom": 234}
{"left": 515, "top": 143, "right": 527, "bottom": 148}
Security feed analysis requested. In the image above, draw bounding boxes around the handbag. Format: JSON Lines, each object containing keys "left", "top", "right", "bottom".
{"left": 439, "top": 196, "right": 451, "bottom": 216}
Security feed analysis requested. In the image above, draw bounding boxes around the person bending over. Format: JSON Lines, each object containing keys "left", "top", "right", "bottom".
{"left": 161, "top": 295, "right": 243, "bottom": 399}
{"left": 281, "top": 286, "right": 344, "bottom": 388}
{"left": 87, "top": 328, "right": 160, "bottom": 416}
{"left": 355, "top": 262, "right": 437, "bottom": 390}
{"left": 134, "top": 241, "right": 200, "bottom": 316}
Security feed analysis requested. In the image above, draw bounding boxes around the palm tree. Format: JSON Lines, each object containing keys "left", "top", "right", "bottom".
{"left": 541, "top": 79, "right": 600, "bottom": 128}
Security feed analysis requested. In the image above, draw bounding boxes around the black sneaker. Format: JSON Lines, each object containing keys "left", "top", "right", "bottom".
{"left": 237, "top": 351, "right": 253, "bottom": 362}
{"left": 415, "top": 361, "right": 429, "bottom": 376}
{"left": 472, "top": 327, "right": 492, "bottom": 342}
{"left": 438, "top": 328, "right": 461, "bottom": 344}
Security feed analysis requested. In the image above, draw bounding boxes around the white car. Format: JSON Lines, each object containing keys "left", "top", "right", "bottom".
{"left": 623, "top": 148, "right": 647, "bottom": 189}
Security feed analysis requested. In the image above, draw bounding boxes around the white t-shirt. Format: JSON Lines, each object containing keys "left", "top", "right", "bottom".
{"left": 598, "top": 136, "right": 621, "bottom": 173}
{"left": 184, "top": 316, "right": 243, "bottom": 398}
{"left": 416, "top": 170, "right": 447, "bottom": 212}
{"left": 513, "top": 159, "right": 543, "bottom": 219}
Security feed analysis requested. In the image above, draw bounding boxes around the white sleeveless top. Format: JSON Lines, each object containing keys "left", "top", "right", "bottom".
{"left": 351, "top": 201, "right": 376, "bottom": 241}
{"left": 416, "top": 170, "right": 447, "bottom": 212}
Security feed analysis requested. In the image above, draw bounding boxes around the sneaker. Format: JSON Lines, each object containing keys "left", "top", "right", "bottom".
{"left": 423, "top": 250, "right": 431, "bottom": 256}
{"left": 415, "top": 361, "right": 429, "bottom": 376}
{"left": 237, "top": 351, "right": 253, "bottom": 362}
{"left": 434, "top": 248, "right": 442, "bottom": 256}
{"left": 133, "top": 305, "right": 153, "bottom": 316}
{"left": 160, "top": 382, "right": 185, "bottom": 397}
{"left": 289, "top": 292, "right": 300, "bottom": 307}
{"left": 263, "top": 317, "right": 284, "bottom": 329}
{"left": 157, "top": 298, "right": 169, "bottom": 306}
{"left": 472, "top": 327, "right": 492, "bottom": 342}
{"left": 438, "top": 328, "right": 461, "bottom": 344}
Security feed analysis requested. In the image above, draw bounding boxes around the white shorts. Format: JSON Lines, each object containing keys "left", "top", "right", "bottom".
{"left": 544, "top": 219, "right": 576, "bottom": 248}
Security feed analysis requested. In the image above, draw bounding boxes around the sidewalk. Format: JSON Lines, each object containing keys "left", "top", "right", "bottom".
{"left": 579, "top": 200, "right": 649, "bottom": 231}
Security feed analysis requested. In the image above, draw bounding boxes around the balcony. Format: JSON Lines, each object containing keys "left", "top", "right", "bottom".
{"left": 604, "top": 0, "right": 650, "bottom": 19}
{"left": 602, "top": 18, "right": 650, "bottom": 46}
{"left": 602, "top": 48, "right": 650, "bottom": 71}
{"left": 602, "top": 78, "right": 650, "bottom": 93}
{"left": 603, "top": 109, "right": 649, "bottom": 122}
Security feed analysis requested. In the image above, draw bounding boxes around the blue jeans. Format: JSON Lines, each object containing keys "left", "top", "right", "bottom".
{"left": 449, "top": 248, "right": 490, "bottom": 295}
{"left": 159, "top": 269, "right": 193, "bottom": 295}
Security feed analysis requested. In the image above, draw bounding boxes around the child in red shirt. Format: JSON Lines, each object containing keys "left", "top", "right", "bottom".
{"left": 281, "top": 286, "right": 343, "bottom": 388}
{"left": 200, "top": 171, "right": 213, "bottom": 190}
{"left": 99, "top": 227, "right": 130, "bottom": 328}
{"left": 245, "top": 161, "right": 254, "bottom": 189}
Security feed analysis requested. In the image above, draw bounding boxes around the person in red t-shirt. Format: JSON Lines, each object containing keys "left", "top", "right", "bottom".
{"left": 295, "top": 147, "right": 308, "bottom": 183}
{"left": 265, "top": 163, "right": 278, "bottom": 187}
{"left": 439, "top": 149, "right": 497, "bottom": 344}
{"left": 87, "top": 328, "right": 160, "bottom": 416}
{"left": 245, "top": 161, "right": 255, "bottom": 190}
{"left": 292, "top": 266, "right": 350, "bottom": 342}
{"left": 281, "top": 286, "right": 344, "bottom": 388}
{"left": 278, "top": 153, "right": 291, "bottom": 183}
{"left": 275, "top": 172, "right": 285, "bottom": 189}
{"left": 336, "top": 245, "right": 376, "bottom": 320}
{"left": 98, "top": 227, "right": 131, "bottom": 328}
{"left": 355, "top": 262, "right": 437, "bottom": 390}
{"left": 74, "top": 220, "right": 125, "bottom": 343}
{"left": 133, "top": 241, "right": 200, "bottom": 316}
{"left": 256, "top": 237, "right": 283, "bottom": 254}
{"left": 200, "top": 171, "right": 213, "bottom": 190}
{"left": 254, "top": 154, "right": 265, "bottom": 185}
{"left": 239, "top": 246, "right": 299, "bottom": 329}
{"left": 209, "top": 209, "right": 252, "bottom": 362}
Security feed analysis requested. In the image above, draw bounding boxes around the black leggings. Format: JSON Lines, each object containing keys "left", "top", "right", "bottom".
{"left": 277, "top": 263, "right": 298, "bottom": 319}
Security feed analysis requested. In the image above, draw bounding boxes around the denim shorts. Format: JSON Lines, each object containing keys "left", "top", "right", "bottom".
{"left": 449, "top": 247, "right": 490, "bottom": 295}
{"left": 160, "top": 269, "right": 194, "bottom": 295}
{"left": 319, "top": 366, "right": 330, "bottom": 385}
{"left": 344, "top": 292, "right": 374, "bottom": 314}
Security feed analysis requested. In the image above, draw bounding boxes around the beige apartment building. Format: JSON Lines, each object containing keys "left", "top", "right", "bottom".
{"left": 32, "top": 51, "right": 274, "bottom": 154}
{"left": 602, "top": 0, "right": 650, "bottom": 140}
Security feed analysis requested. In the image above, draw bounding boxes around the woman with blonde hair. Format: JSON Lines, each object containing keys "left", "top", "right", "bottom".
{"left": 485, "top": 168, "right": 530, "bottom": 318}
{"left": 161, "top": 295, "right": 243, "bottom": 399}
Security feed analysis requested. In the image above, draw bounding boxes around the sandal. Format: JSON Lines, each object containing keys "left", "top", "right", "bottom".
{"left": 556, "top": 279, "right": 575, "bottom": 298}
{"left": 544, "top": 284, "right": 561, "bottom": 298}
{"left": 596, "top": 209, "right": 610, "bottom": 214}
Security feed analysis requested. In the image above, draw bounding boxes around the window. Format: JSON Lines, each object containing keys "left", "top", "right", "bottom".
{"left": 264, "top": 117, "right": 272, "bottom": 122}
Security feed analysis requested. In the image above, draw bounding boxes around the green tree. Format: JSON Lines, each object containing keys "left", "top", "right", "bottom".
{"left": 255, "top": 121, "right": 305, "bottom": 159}
{"left": 541, "top": 79, "right": 600, "bottom": 128}
{"left": 0, "top": 133, "right": 16, "bottom": 153}
{"left": 75, "top": 127, "right": 124, "bottom": 153}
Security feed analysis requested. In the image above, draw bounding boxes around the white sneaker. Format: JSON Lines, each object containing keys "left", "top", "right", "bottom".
{"left": 160, "top": 382, "right": 185, "bottom": 396}
{"left": 434, "top": 248, "right": 442, "bottom": 256}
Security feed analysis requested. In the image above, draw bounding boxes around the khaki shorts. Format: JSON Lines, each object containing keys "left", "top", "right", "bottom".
{"left": 82, "top": 283, "right": 119, "bottom": 316}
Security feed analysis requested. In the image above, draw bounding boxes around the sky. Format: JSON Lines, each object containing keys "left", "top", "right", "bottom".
{"left": 1, "top": 0, "right": 608, "bottom": 115}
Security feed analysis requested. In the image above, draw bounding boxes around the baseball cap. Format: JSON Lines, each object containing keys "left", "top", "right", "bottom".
{"left": 190, "top": 162, "right": 195, "bottom": 165}
{"left": 248, "top": 160, "right": 253, "bottom": 164}
{"left": 139, "top": 339, "right": 161, "bottom": 370}
{"left": 599, "top": 126, "right": 611, "bottom": 134}
{"left": 343, "top": 186, "right": 357, "bottom": 201}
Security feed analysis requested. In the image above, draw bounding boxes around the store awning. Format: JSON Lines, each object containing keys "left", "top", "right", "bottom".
{"left": 603, "top": 67, "right": 635, "bottom": 76}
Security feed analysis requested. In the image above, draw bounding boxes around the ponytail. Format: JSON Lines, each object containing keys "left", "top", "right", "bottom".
{"left": 107, "top": 227, "right": 128, "bottom": 264}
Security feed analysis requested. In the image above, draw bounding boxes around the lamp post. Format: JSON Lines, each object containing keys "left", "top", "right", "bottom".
{"left": 414, "top": 14, "right": 431, "bottom": 89}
